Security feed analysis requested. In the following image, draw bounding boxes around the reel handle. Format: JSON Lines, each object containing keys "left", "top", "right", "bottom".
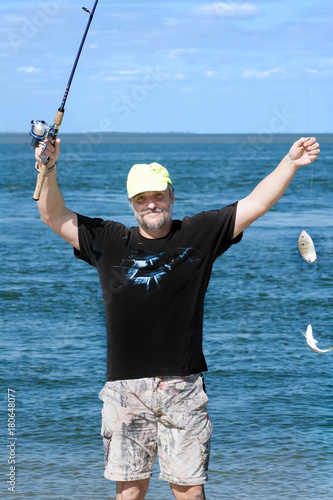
{"left": 32, "top": 109, "right": 64, "bottom": 201}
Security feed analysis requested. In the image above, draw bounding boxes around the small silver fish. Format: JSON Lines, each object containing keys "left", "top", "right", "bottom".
{"left": 298, "top": 230, "right": 317, "bottom": 263}
{"left": 302, "top": 324, "right": 333, "bottom": 353}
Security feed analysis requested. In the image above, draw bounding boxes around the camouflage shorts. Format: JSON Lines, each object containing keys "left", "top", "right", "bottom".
{"left": 98, "top": 373, "right": 212, "bottom": 485}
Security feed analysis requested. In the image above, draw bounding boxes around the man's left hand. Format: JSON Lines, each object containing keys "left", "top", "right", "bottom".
{"left": 289, "top": 137, "right": 320, "bottom": 168}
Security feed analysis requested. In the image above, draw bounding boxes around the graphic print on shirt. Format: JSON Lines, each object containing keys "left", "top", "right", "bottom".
{"left": 111, "top": 247, "right": 202, "bottom": 294}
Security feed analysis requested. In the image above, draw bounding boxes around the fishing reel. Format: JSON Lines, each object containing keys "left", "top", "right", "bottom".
{"left": 29, "top": 120, "right": 60, "bottom": 163}
{"left": 29, "top": 120, "right": 51, "bottom": 148}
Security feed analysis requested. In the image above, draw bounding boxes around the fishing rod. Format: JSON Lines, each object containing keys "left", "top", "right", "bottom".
{"left": 30, "top": 0, "right": 99, "bottom": 201}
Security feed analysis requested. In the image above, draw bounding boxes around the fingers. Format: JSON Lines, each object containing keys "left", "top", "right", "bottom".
{"left": 295, "top": 137, "right": 310, "bottom": 147}
{"left": 304, "top": 137, "right": 319, "bottom": 150}
{"left": 290, "top": 137, "right": 320, "bottom": 166}
{"left": 35, "top": 137, "right": 61, "bottom": 165}
{"left": 54, "top": 138, "right": 61, "bottom": 155}
{"left": 305, "top": 138, "right": 320, "bottom": 161}
{"left": 295, "top": 136, "right": 317, "bottom": 147}
{"left": 295, "top": 137, "right": 320, "bottom": 157}
{"left": 307, "top": 144, "right": 320, "bottom": 163}
{"left": 308, "top": 151, "right": 320, "bottom": 162}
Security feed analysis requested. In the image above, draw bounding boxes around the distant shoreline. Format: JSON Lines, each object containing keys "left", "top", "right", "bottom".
{"left": 1, "top": 132, "right": 332, "bottom": 144}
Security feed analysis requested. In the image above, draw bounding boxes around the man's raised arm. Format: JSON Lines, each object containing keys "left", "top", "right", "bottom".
{"left": 233, "top": 137, "right": 320, "bottom": 238}
{"left": 35, "top": 138, "right": 80, "bottom": 250}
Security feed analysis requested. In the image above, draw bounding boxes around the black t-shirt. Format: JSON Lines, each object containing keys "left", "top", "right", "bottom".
{"left": 74, "top": 202, "right": 242, "bottom": 381}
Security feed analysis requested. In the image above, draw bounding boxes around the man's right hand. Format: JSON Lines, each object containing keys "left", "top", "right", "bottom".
{"left": 34, "top": 136, "right": 79, "bottom": 251}
{"left": 35, "top": 137, "right": 61, "bottom": 170}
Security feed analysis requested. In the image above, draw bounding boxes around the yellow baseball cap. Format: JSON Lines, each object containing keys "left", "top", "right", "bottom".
{"left": 127, "top": 162, "right": 172, "bottom": 199}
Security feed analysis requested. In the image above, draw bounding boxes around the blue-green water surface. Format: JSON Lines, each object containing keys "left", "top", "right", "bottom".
{"left": 1, "top": 134, "right": 332, "bottom": 499}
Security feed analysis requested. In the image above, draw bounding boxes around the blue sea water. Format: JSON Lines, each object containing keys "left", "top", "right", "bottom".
{"left": 1, "top": 133, "right": 333, "bottom": 499}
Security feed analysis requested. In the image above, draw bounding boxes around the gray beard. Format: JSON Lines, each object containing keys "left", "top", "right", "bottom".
{"left": 135, "top": 206, "right": 173, "bottom": 232}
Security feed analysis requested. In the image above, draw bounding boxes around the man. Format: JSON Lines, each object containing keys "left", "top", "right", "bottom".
{"left": 34, "top": 136, "right": 319, "bottom": 500}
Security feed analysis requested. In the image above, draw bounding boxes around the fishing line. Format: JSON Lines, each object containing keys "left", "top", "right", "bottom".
{"left": 304, "top": 64, "right": 315, "bottom": 215}
{"left": 301, "top": 41, "right": 317, "bottom": 327}
{"left": 301, "top": 33, "right": 314, "bottom": 210}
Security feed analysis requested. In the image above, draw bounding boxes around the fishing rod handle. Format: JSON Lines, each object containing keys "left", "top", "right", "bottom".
{"left": 33, "top": 109, "right": 64, "bottom": 201}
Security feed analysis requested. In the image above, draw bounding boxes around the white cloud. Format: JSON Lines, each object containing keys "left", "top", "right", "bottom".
{"left": 103, "top": 69, "right": 157, "bottom": 81}
{"left": 116, "top": 70, "right": 144, "bottom": 75}
{"left": 205, "top": 70, "right": 218, "bottom": 78}
{"left": 174, "top": 73, "right": 186, "bottom": 80}
{"left": 193, "top": 3, "right": 262, "bottom": 19}
{"left": 2, "top": 13, "right": 26, "bottom": 26}
{"left": 104, "top": 75, "right": 136, "bottom": 81}
{"left": 243, "top": 68, "right": 285, "bottom": 79}
{"left": 17, "top": 66, "right": 41, "bottom": 73}
{"left": 167, "top": 48, "right": 196, "bottom": 60}
{"left": 180, "top": 86, "right": 193, "bottom": 93}
{"left": 164, "top": 17, "right": 180, "bottom": 27}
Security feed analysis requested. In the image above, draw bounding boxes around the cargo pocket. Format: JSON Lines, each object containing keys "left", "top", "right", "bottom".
{"left": 197, "top": 417, "right": 213, "bottom": 470}
{"left": 101, "top": 407, "right": 113, "bottom": 466}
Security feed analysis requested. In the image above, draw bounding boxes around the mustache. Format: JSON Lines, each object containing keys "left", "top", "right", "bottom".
{"left": 140, "top": 207, "right": 166, "bottom": 216}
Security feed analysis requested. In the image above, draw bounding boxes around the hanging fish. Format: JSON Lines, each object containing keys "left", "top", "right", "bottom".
{"left": 301, "top": 324, "right": 333, "bottom": 353}
{"left": 298, "top": 230, "right": 317, "bottom": 263}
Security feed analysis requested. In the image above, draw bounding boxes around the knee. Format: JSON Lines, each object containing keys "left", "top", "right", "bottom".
{"left": 188, "top": 487, "right": 205, "bottom": 500}
{"left": 117, "top": 484, "right": 140, "bottom": 500}
{"left": 170, "top": 483, "right": 205, "bottom": 500}
{"left": 117, "top": 479, "right": 149, "bottom": 500}
{"left": 118, "top": 488, "right": 140, "bottom": 500}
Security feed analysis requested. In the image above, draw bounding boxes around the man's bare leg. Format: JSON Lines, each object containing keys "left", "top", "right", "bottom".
{"left": 170, "top": 483, "right": 206, "bottom": 500}
{"left": 116, "top": 479, "right": 150, "bottom": 500}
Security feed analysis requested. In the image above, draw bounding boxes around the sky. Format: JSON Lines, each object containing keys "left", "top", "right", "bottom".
{"left": 1, "top": 0, "right": 332, "bottom": 134}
